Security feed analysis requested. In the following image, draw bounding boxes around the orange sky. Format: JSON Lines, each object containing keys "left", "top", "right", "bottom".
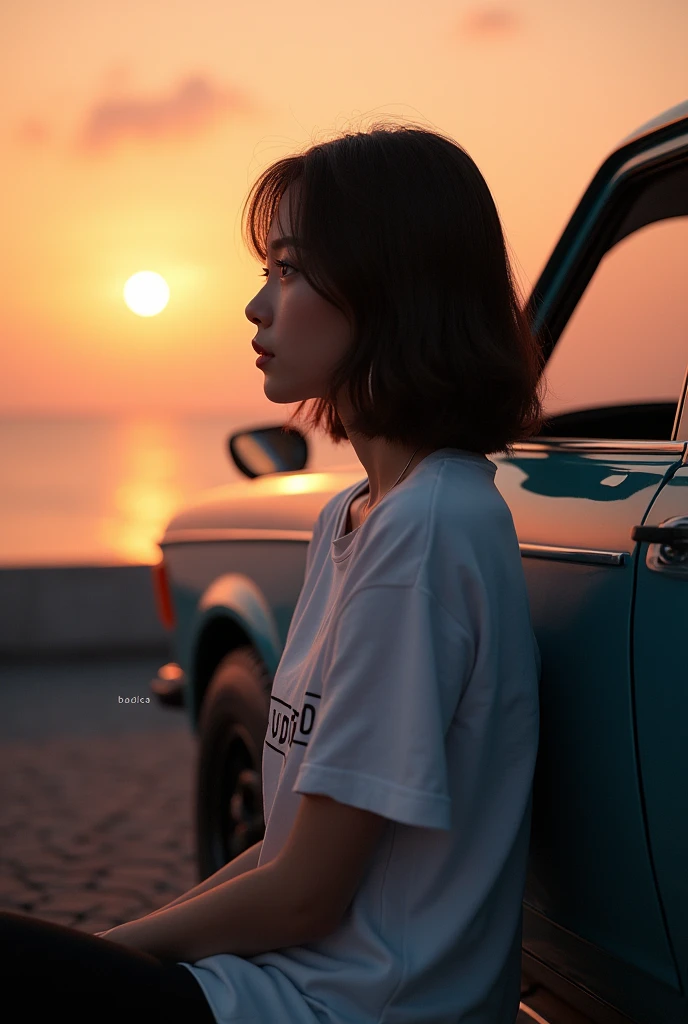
{"left": 0, "top": 0, "right": 686, "bottom": 417}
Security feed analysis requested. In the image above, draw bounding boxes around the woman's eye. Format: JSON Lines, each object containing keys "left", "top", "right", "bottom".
{"left": 260, "top": 259, "right": 296, "bottom": 279}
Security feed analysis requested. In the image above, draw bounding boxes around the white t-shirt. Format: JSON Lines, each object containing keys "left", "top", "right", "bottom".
{"left": 180, "top": 447, "right": 541, "bottom": 1023}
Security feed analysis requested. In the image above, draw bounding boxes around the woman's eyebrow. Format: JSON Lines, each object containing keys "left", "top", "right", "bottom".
{"left": 269, "top": 235, "right": 299, "bottom": 252}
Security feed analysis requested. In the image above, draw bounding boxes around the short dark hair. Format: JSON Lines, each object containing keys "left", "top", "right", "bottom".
{"left": 241, "top": 120, "right": 545, "bottom": 456}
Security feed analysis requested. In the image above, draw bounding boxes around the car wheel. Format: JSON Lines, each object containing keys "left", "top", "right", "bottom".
{"left": 195, "top": 645, "right": 272, "bottom": 882}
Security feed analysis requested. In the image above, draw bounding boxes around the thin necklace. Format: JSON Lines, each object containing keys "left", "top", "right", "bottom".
{"left": 360, "top": 445, "right": 422, "bottom": 524}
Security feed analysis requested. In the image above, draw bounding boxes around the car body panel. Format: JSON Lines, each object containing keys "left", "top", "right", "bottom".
{"left": 502, "top": 442, "right": 682, "bottom": 993}
{"left": 632, "top": 460, "right": 688, "bottom": 994}
{"left": 197, "top": 573, "right": 283, "bottom": 679}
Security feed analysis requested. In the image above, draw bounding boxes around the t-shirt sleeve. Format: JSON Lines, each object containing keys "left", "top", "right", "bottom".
{"left": 293, "top": 583, "right": 475, "bottom": 830}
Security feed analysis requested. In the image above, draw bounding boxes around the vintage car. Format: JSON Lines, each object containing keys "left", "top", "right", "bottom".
{"left": 150, "top": 99, "right": 688, "bottom": 1024}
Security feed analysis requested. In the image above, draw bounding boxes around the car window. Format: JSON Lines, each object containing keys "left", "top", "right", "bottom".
{"left": 540, "top": 216, "right": 688, "bottom": 440}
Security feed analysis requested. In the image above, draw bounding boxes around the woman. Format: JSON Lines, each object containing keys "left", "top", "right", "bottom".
{"left": 1, "top": 120, "right": 544, "bottom": 1022}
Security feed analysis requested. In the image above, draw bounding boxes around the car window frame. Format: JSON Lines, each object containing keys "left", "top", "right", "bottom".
{"left": 520, "top": 125, "right": 688, "bottom": 450}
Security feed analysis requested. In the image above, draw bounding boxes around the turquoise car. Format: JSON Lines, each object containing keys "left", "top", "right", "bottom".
{"left": 151, "top": 99, "right": 688, "bottom": 1024}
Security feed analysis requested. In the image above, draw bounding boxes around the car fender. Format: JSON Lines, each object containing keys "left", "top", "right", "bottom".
{"left": 186, "top": 572, "right": 281, "bottom": 729}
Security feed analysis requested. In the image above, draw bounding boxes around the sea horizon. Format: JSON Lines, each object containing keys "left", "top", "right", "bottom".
{"left": 0, "top": 413, "right": 359, "bottom": 568}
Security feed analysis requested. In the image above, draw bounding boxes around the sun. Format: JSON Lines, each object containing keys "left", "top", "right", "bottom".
{"left": 123, "top": 271, "right": 170, "bottom": 317}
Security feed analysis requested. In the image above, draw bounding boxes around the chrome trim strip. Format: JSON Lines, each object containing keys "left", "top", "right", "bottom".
{"left": 509, "top": 438, "right": 686, "bottom": 455}
{"left": 519, "top": 543, "right": 628, "bottom": 566}
{"left": 160, "top": 528, "right": 313, "bottom": 546}
{"left": 160, "top": 530, "right": 628, "bottom": 567}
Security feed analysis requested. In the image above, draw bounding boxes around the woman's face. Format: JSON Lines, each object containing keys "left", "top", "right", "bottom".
{"left": 244, "top": 187, "right": 353, "bottom": 408}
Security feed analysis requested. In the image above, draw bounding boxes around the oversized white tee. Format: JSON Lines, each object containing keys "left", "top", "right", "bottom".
{"left": 180, "top": 447, "right": 541, "bottom": 1023}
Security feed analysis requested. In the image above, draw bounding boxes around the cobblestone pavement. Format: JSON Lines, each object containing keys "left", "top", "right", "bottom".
{"left": 0, "top": 652, "right": 199, "bottom": 935}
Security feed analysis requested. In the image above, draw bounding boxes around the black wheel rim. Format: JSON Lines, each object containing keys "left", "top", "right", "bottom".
{"left": 228, "top": 766, "right": 263, "bottom": 859}
{"left": 209, "top": 731, "right": 263, "bottom": 868}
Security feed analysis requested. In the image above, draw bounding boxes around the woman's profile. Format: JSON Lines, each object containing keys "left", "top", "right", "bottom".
{"left": 1, "top": 118, "right": 544, "bottom": 1024}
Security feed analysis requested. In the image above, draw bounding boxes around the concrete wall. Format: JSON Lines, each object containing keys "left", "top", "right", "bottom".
{"left": 0, "top": 566, "right": 172, "bottom": 661}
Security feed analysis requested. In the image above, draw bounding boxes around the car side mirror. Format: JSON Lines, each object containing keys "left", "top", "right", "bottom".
{"left": 228, "top": 425, "right": 309, "bottom": 479}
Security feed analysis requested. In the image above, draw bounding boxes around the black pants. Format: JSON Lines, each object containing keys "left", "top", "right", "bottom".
{"left": 0, "top": 910, "right": 216, "bottom": 1022}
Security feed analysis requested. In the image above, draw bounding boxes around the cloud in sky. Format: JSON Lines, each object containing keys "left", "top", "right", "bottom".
{"left": 459, "top": 6, "right": 522, "bottom": 37}
{"left": 74, "top": 73, "right": 253, "bottom": 154}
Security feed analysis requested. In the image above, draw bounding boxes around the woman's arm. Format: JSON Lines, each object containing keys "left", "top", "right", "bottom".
{"left": 98, "top": 795, "right": 386, "bottom": 960}
{"left": 97, "top": 856, "right": 325, "bottom": 961}
{"left": 95, "top": 841, "right": 264, "bottom": 939}
{"left": 151, "top": 839, "right": 264, "bottom": 913}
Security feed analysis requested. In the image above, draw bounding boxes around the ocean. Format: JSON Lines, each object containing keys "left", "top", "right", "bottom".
{"left": 0, "top": 415, "right": 359, "bottom": 567}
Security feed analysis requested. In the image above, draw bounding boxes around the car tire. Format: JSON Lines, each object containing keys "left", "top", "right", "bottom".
{"left": 195, "top": 645, "right": 272, "bottom": 882}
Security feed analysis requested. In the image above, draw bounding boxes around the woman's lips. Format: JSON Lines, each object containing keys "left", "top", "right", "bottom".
{"left": 252, "top": 337, "right": 274, "bottom": 368}
{"left": 252, "top": 338, "right": 274, "bottom": 357}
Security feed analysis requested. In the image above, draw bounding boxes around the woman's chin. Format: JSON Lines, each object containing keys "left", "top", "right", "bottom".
{"left": 263, "top": 378, "right": 320, "bottom": 405}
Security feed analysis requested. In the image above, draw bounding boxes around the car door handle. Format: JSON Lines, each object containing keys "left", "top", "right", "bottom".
{"left": 632, "top": 525, "right": 688, "bottom": 544}
{"left": 632, "top": 517, "right": 688, "bottom": 576}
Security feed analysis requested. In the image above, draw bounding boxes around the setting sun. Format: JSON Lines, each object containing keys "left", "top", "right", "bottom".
{"left": 123, "top": 271, "right": 170, "bottom": 317}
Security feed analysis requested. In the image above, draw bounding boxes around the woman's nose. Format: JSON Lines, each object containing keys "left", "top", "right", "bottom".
{"left": 245, "top": 288, "right": 272, "bottom": 325}
{"left": 245, "top": 300, "right": 263, "bottom": 326}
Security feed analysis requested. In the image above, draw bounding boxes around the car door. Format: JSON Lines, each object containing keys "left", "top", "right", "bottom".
{"left": 497, "top": 110, "right": 688, "bottom": 1024}
{"left": 631, "top": 436, "right": 688, "bottom": 1014}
